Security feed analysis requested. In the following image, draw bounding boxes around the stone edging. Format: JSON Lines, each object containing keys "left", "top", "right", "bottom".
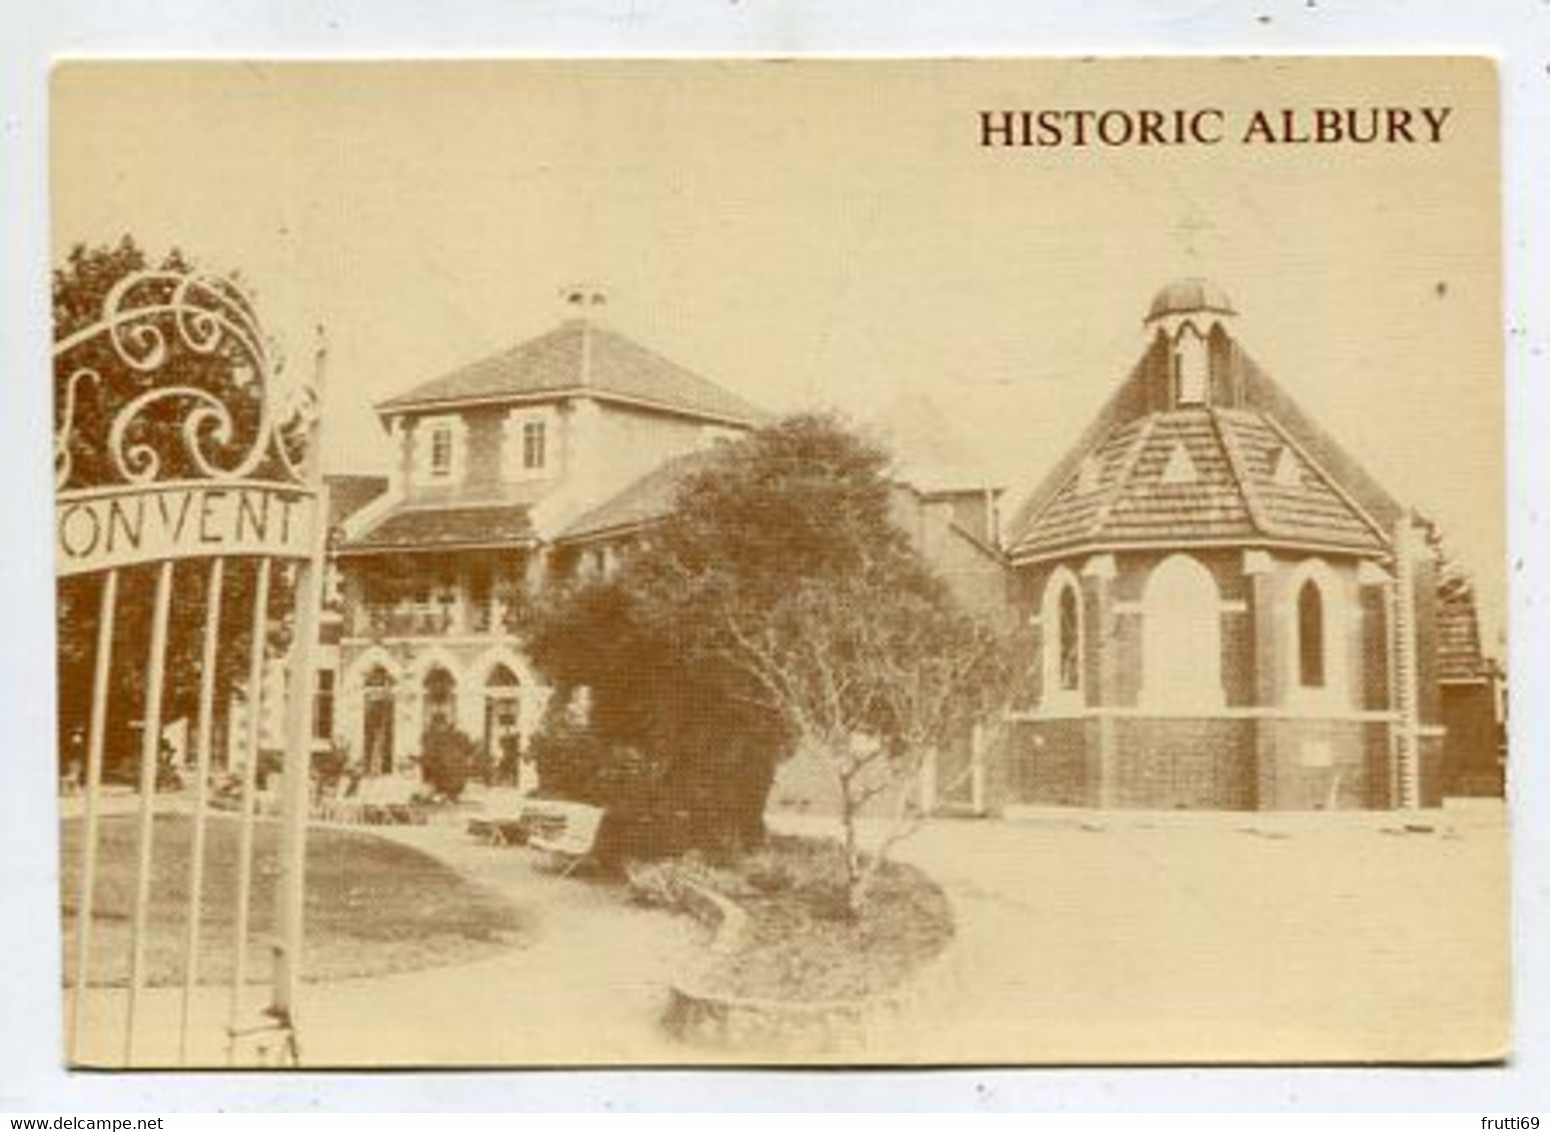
{"left": 660, "top": 877, "right": 962, "bottom": 1056}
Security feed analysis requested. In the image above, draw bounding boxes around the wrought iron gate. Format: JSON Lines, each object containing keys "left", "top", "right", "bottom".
{"left": 55, "top": 266, "right": 326, "bottom": 1066}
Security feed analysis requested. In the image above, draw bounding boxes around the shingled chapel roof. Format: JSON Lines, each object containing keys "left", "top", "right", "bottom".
{"left": 1006, "top": 280, "right": 1400, "bottom": 562}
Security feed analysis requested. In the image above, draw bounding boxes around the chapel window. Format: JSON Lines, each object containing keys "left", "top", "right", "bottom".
{"left": 1058, "top": 584, "right": 1081, "bottom": 691}
{"left": 1298, "top": 578, "right": 1327, "bottom": 689}
{"left": 1041, "top": 568, "right": 1084, "bottom": 705}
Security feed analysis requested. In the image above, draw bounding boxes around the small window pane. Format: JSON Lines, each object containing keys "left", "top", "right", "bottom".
{"left": 429, "top": 428, "right": 453, "bottom": 475}
{"left": 523, "top": 420, "right": 546, "bottom": 470}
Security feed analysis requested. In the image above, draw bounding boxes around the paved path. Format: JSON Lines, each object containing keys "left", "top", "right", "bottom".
{"left": 70, "top": 801, "right": 1509, "bottom": 1066}
{"left": 68, "top": 821, "right": 702, "bottom": 1068}
{"left": 777, "top": 804, "right": 1510, "bottom": 1064}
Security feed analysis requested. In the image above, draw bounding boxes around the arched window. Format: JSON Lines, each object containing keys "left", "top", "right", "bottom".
{"left": 1142, "top": 554, "right": 1223, "bottom": 708}
{"left": 423, "top": 666, "right": 457, "bottom": 731}
{"left": 485, "top": 663, "right": 520, "bottom": 689}
{"left": 1058, "top": 585, "right": 1081, "bottom": 691}
{"left": 1297, "top": 579, "right": 1326, "bottom": 688}
{"left": 362, "top": 665, "right": 396, "bottom": 776}
{"left": 483, "top": 664, "right": 523, "bottom": 786}
{"left": 1173, "top": 324, "right": 1210, "bottom": 406}
{"left": 1040, "top": 568, "right": 1083, "bottom": 706}
{"left": 1287, "top": 560, "right": 1345, "bottom": 705}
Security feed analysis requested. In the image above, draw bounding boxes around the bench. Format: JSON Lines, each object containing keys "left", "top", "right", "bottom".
{"left": 325, "top": 775, "right": 427, "bottom": 825}
{"left": 467, "top": 795, "right": 535, "bottom": 846}
{"left": 524, "top": 800, "right": 606, "bottom": 877}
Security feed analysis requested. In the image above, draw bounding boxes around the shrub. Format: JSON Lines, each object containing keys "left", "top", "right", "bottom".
{"left": 529, "top": 707, "right": 696, "bottom": 863}
{"left": 737, "top": 836, "right": 852, "bottom": 917}
{"left": 418, "top": 723, "right": 487, "bottom": 801}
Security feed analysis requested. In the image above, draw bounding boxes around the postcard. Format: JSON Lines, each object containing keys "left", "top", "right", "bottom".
{"left": 51, "top": 57, "right": 1507, "bottom": 1068}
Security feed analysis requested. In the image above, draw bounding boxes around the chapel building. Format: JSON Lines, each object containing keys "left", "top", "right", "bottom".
{"left": 998, "top": 278, "right": 1477, "bottom": 811}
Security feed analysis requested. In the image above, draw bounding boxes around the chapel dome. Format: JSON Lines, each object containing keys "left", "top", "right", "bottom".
{"left": 1145, "top": 277, "right": 1236, "bottom": 323}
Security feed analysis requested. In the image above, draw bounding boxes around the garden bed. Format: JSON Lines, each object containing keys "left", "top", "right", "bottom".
{"left": 632, "top": 834, "right": 954, "bottom": 1005}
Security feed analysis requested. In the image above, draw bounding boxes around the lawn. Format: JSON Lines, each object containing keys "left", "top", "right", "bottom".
{"left": 60, "top": 813, "right": 531, "bottom": 987}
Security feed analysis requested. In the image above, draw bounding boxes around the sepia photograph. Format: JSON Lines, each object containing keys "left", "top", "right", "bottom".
{"left": 48, "top": 57, "right": 1509, "bottom": 1070}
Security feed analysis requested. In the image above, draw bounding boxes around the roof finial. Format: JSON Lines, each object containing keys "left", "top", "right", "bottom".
{"left": 1175, "top": 208, "right": 1214, "bottom": 260}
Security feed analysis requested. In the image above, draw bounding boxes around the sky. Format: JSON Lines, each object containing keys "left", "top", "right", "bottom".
{"left": 50, "top": 58, "right": 1504, "bottom": 641}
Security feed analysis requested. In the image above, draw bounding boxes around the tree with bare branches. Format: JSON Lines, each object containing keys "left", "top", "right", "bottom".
{"left": 720, "top": 564, "right": 1012, "bottom": 915}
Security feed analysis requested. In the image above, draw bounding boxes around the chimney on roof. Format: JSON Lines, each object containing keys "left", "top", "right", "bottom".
{"left": 560, "top": 283, "right": 609, "bottom": 319}
{"left": 561, "top": 284, "right": 608, "bottom": 390}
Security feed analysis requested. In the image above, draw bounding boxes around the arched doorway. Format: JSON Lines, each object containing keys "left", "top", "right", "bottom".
{"left": 422, "top": 666, "right": 458, "bottom": 737}
{"left": 1141, "top": 553, "right": 1223, "bottom": 709}
{"left": 483, "top": 664, "right": 523, "bottom": 788}
{"left": 362, "top": 665, "right": 396, "bottom": 776}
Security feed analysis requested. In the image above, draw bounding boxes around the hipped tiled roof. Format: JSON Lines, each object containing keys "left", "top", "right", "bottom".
{"left": 377, "top": 319, "right": 765, "bottom": 426}
{"left": 324, "top": 473, "right": 389, "bottom": 529}
{"left": 558, "top": 449, "right": 716, "bottom": 544}
{"left": 337, "top": 504, "right": 536, "bottom": 555}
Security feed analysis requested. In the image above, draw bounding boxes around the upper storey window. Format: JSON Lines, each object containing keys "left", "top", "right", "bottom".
{"left": 505, "top": 408, "right": 556, "bottom": 482}
{"left": 522, "top": 418, "right": 547, "bottom": 472}
{"left": 412, "top": 415, "right": 465, "bottom": 486}
{"left": 429, "top": 427, "right": 453, "bottom": 478}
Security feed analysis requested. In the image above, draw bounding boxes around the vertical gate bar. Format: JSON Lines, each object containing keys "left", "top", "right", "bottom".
{"left": 66, "top": 568, "right": 119, "bottom": 1064}
{"left": 272, "top": 549, "right": 323, "bottom": 1038}
{"left": 226, "top": 556, "right": 271, "bottom": 1062}
{"left": 124, "top": 558, "right": 175, "bottom": 1065}
{"left": 272, "top": 339, "right": 328, "bottom": 1045}
{"left": 177, "top": 557, "right": 225, "bottom": 1065}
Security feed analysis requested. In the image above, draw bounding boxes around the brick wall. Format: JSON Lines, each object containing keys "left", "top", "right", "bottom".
{"left": 1002, "top": 718, "right": 1094, "bottom": 806}
{"left": 1111, "top": 717, "right": 1255, "bottom": 809}
{"left": 1255, "top": 718, "right": 1383, "bottom": 810}
{"left": 1418, "top": 731, "right": 1447, "bottom": 808}
{"left": 1440, "top": 681, "right": 1503, "bottom": 797}
{"left": 1359, "top": 584, "right": 1391, "bottom": 711}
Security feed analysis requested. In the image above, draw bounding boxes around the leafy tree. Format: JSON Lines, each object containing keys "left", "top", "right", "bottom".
{"left": 54, "top": 237, "right": 295, "bottom": 784}
{"left": 526, "top": 549, "right": 788, "bottom": 856}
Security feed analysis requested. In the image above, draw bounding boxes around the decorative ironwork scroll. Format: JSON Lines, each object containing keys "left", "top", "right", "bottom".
{"left": 54, "top": 270, "right": 319, "bottom": 577}
{"left": 55, "top": 269, "right": 317, "bottom": 495}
